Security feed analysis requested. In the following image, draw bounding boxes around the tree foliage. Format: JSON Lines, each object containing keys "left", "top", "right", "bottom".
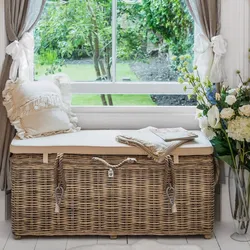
{"left": 35, "top": 0, "right": 193, "bottom": 62}
{"left": 141, "top": 0, "right": 193, "bottom": 56}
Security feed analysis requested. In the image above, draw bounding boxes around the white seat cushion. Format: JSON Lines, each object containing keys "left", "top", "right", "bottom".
{"left": 10, "top": 130, "right": 213, "bottom": 156}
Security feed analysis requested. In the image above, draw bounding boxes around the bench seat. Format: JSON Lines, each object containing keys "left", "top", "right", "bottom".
{"left": 10, "top": 130, "right": 215, "bottom": 239}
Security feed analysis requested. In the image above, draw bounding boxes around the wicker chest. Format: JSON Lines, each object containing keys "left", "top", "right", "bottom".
{"left": 10, "top": 130, "right": 215, "bottom": 239}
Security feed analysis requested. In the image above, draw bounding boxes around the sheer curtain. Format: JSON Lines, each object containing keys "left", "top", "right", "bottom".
{"left": 185, "top": 0, "right": 227, "bottom": 84}
{"left": 0, "top": 0, "right": 46, "bottom": 190}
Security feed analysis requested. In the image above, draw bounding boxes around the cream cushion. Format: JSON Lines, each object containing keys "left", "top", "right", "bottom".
{"left": 2, "top": 74, "right": 80, "bottom": 139}
{"left": 10, "top": 130, "right": 213, "bottom": 156}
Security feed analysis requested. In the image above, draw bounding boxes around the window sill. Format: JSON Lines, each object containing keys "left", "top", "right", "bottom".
{"left": 72, "top": 106, "right": 199, "bottom": 130}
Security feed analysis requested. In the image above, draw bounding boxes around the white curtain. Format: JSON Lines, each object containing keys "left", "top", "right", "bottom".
{"left": 194, "top": 33, "right": 227, "bottom": 83}
{"left": 186, "top": 0, "right": 227, "bottom": 83}
{"left": 5, "top": 0, "right": 46, "bottom": 82}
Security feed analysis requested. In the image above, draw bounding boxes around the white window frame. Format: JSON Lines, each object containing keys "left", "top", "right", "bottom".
{"left": 71, "top": 82, "right": 191, "bottom": 95}
{"left": 70, "top": 0, "right": 191, "bottom": 94}
{"left": 67, "top": 0, "right": 196, "bottom": 129}
{"left": 72, "top": 106, "right": 198, "bottom": 129}
{"left": 70, "top": 0, "right": 250, "bottom": 130}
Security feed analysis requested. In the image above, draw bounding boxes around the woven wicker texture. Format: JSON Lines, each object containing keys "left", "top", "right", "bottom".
{"left": 11, "top": 154, "right": 214, "bottom": 238}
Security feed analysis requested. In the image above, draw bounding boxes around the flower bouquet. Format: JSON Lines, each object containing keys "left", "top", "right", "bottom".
{"left": 177, "top": 55, "right": 250, "bottom": 241}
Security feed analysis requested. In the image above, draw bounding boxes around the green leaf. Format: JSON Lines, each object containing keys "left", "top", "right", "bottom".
{"left": 217, "top": 155, "right": 233, "bottom": 167}
{"left": 197, "top": 104, "right": 206, "bottom": 110}
{"left": 211, "top": 137, "right": 230, "bottom": 156}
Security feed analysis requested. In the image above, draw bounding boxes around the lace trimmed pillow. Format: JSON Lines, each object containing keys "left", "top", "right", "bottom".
{"left": 2, "top": 74, "right": 80, "bottom": 139}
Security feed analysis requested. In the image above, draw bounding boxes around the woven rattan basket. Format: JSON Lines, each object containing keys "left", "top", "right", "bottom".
{"left": 11, "top": 153, "right": 215, "bottom": 239}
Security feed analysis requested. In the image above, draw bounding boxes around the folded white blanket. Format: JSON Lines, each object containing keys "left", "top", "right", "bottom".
{"left": 116, "top": 126, "right": 193, "bottom": 163}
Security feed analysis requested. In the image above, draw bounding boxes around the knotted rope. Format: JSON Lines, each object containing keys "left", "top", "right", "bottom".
{"left": 54, "top": 153, "right": 66, "bottom": 213}
{"left": 165, "top": 155, "right": 177, "bottom": 213}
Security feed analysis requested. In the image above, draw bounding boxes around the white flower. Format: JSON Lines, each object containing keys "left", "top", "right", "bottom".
{"left": 198, "top": 116, "right": 208, "bottom": 129}
{"left": 215, "top": 93, "right": 221, "bottom": 101}
{"left": 225, "top": 95, "right": 237, "bottom": 105}
{"left": 199, "top": 113, "right": 216, "bottom": 139}
{"left": 207, "top": 105, "right": 221, "bottom": 129}
{"left": 239, "top": 105, "right": 250, "bottom": 117}
{"left": 220, "top": 108, "right": 235, "bottom": 119}
{"left": 227, "top": 116, "right": 250, "bottom": 142}
{"left": 202, "top": 127, "right": 216, "bottom": 140}
{"left": 227, "top": 88, "right": 237, "bottom": 95}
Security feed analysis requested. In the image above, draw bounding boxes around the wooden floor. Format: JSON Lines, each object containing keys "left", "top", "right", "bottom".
{"left": 0, "top": 180, "right": 249, "bottom": 250}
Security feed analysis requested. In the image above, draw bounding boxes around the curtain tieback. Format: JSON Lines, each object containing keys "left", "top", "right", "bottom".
{"left": 194, "top": 33, "right": 212, "bottom": 54}
{"left": 194, "top": 34, "right": 227, "bottom": 83}
{"left": 210, "top": 35, "right": 227, "bottom": 83}
{"left": 6, "top": 32, "right": 34, "bottom": 81}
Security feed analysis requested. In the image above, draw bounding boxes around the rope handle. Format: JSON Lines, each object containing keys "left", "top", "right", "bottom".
{"left": 55, "top": 186, "right": 64, "bottom": 213}
{"left": 92, "top": 157, "right": 137, "bottom": 168}
{"left": 92, "top": 157, "right": 137, "bottom": 178}
{"left": 166, "top": 184, "right": 177, "bottom": 213}
{"left": 165, "top": 155, "right": 177, "bottom": 213}
{"left": 54, "top": 153, "right": 66, "bottom": 213}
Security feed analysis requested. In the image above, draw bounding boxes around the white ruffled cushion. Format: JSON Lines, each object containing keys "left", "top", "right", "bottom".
{"left": 2, "top": 74, "right": 80, "bottom": 139}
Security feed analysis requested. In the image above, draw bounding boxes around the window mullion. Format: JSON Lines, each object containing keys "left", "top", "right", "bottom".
{"left": 111, "top": 0, "right": 117, "bottom": 83}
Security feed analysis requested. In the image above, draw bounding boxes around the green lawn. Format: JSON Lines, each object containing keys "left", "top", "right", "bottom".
{"left": 35, "top": 62, "right": 155, "bottom": 106}
{"left": 72, "top": 94, "right": 156, "bottom": 106}
{"left": 35, "top": 62, "right": 139, "bottom": 81}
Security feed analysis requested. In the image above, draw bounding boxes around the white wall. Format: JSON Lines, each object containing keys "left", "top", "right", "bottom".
{"left": 0, "top": 0, "right": 6, "bottom": 73}
{"left": 221, "top": 0, "right": 250, "bottom": 87}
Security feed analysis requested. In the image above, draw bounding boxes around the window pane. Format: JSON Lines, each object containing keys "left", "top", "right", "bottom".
{"left": 35, "top": 0, "right": 194, "bottom": 86}
{"left": 72, "top": 94, "right": 197, "bottom": 106}
{"left": 116, "top": 0, "right": 194, "bottom": 82}
{"left": 35, "top": 0, "right": 112, "bottom": 82}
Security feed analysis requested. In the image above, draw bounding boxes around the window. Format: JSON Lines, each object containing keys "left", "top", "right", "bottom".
{"left": 34, "top": 0, "right": 194, "bottom": 107}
